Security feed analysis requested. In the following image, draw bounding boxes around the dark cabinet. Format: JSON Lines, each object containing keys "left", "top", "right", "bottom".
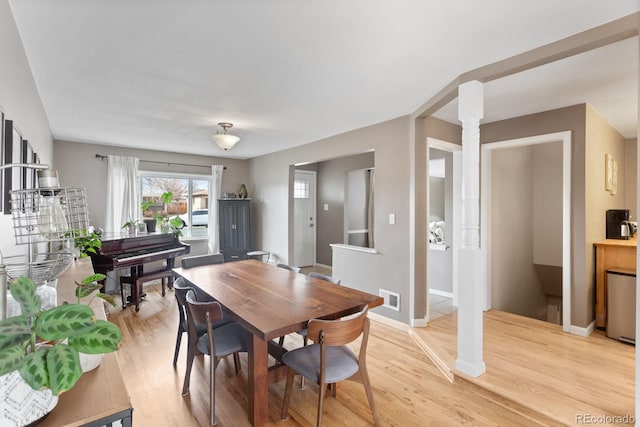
{"left": 219, "top": 199, "right": 252, "bottom": 262}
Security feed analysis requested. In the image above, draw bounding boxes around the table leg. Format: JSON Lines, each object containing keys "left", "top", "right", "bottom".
{"left": 248, "top": 334, "right": 268, "bottom": 426}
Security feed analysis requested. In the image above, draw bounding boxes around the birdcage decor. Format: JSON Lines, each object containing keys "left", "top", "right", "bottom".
{"left": 10, "top": 187, "right": 91, "bottom": 246}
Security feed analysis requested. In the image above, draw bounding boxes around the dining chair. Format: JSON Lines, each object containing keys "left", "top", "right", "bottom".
{"left": 181, "top": 253, "right": 224, "bottom": 269}
{"left": 280, "top": 305, "right": 380, "bottom": 427}
{"left": 308, "top": 271, "right": 341, "bottom": 285}
{"left": 173, "top": 278, "right": 234, "bottom": 368}
{"left": 281, "top": 305, "right": 380, "bottom": 426}
{"left": 277, "top": 263, "right": 301, "bottom": 273}
{"left": 183, "top": 290, "right": 250, "bottom": 426}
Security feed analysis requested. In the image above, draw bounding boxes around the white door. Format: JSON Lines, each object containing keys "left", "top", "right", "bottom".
{"left": 293, "top": 170, "right": 316, "bottom": 267}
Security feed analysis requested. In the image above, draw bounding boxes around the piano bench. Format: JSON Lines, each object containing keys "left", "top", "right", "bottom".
{"left": 120, "top": 268, "right": 174, "bottom": 311}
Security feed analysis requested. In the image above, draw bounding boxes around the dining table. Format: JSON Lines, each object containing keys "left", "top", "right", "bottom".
{"left": 173, "top": 259, "right": 383, "bottom": 426}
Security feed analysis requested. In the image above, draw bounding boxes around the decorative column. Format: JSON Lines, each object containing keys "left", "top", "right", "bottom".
{"left": 455, "top": 80, "right": 486, "bottom": 377}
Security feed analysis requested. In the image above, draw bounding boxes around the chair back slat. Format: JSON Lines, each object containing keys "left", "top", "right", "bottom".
{"left": 181, "top": 253, "right": 224, "bottom": 269}
{"left": 277, "top": 263, "right": 301, "bottom": 274}
{"left": 308, "top": 271, "right": 341, "bottom": 285}
{"left": 307, "top": 305, "right": 368, "bottom": 346}
{"left": 185, "top": 290, "right": 224, "bottom": 326}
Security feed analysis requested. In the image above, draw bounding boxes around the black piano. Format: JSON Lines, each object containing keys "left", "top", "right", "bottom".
{"left": 90, "top": 232, "right": 190, "bottom": 311}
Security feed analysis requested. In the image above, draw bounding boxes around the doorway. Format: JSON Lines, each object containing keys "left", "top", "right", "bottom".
{"left": 426, "top": 138, "right": 461, "bottom": 321}
{"left": 481, "top": 131, "right": 572, "bottom": 332}
{"left": 293, "top": 170, "right": 317, "bottom": 267}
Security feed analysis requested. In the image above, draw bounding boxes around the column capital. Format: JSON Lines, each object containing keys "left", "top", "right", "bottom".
{"left": 458, "top": 80, "right": 484, "bottom": 121}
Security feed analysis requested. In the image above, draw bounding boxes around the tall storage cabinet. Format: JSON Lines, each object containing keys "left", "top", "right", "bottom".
{"left": 219, "top": 199, "right": 252, "bottom": 262}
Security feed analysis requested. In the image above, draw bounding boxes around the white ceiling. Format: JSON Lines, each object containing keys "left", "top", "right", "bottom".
{"left": 8, "top": 1, "right": 640, "bottom": 159}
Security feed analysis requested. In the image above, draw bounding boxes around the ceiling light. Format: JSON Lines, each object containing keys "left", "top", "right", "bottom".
{"left": 212, "top": 122, "right": 240, "bottom": 151}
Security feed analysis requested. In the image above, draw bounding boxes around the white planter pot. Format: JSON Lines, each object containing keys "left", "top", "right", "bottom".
{"left": 0, "top": 370, "right": 58, "bottom": 426}
{"left": 79, "top": 352, "right": 104, "bottom": 373}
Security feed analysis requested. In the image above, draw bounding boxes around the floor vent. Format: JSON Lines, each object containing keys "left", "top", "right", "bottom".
{"left": 379, "top": 289, "right": 400, "bottom": 311}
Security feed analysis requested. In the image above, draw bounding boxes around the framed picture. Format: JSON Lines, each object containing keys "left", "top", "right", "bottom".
{"left": 605, "top": 153, "right": 613, "bottom": 191}
{"left": 611, "top": 160, "right": 618, "bottom": 195}
{"left": 21, "top": 139, "right": 34, "bottom": 189}
{"left": 2, "top": 119, "right": 14, "bottom": 213}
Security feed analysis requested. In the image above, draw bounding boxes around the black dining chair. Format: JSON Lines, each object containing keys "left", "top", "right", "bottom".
{"left": 181, "top": 253, "right": 224, "bottom": 269}
{"left": 183, "top": 290, "right": 251, "bottom": 426}
{"left": 172, "top": 278, "right": 234, "bottom": 368}
{"left": 280, "top": 305, "right": 380, "bottom": 427}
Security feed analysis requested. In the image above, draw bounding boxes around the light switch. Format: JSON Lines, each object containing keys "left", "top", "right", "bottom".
{"left": 389, "top": 213, "right": 396, "bottom": 225}
{"left": 323, "top": 203, "right": 329, "bottom": 211}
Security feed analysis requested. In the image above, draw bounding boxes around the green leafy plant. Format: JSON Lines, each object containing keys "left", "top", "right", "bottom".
{"left": 74, "top": 231, "right": 102, "bottom": 258}
{"left": 0, "top": 275, "right": 121, "bottom": 395}
{"left": 158, "top": 191, "right": 184, "bottom": 236}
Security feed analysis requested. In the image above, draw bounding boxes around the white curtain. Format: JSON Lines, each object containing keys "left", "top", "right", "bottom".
{"left": 208, "top": 165, "right": 224, "bottom": 253}
{"left": 367, "top": 169, "right": 375, "bottom": 248}
{"left": 105, "top": 156, "right": 140, "bottom": 234}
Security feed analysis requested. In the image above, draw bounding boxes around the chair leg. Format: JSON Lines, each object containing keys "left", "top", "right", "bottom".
{"left": 233, "top": 352, "right": 241, "bottom": 374}
{"left": 360, "top": 367, "right": 380, "bottom": 427}
{"left": 119, "top": 278, "right": 127, "bottom": 309}
{"left": 299, "top": 335, "right": 308, "bottom": 389}
{"left": 161, "top": 278, "right": 166, "bottom": 297}
{"left": 316, "top": 380, "right": 327, "bottom": 427}
{"left": 210, "top": 355, "right": 217, "bottom": 426}
{"left": 280, "top": 368, "right": 296, "bottom": 420}
{"left": 182, "top": 338, "right": 196, "bottom": 396}
{"left": 173, "top": 327, "right": 183, "bottom": 367}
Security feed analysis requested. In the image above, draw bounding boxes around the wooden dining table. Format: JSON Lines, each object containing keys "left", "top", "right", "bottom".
{"left": 173, "top": 259, "right": 383, "bottom": 426}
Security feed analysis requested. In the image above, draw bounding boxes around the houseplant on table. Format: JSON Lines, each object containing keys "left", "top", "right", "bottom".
{"left": 0, "top": 274, "right": 121, "bottom": 397}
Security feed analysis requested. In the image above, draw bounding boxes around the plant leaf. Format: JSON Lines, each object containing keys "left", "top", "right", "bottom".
{"left": 9, "top": 276, "right": 41, "bottom": 317}
{"left": 96, "top": 293, "right": 116, "bottom": 307}
{"left": 0, "top": 345, "right": 25, "bottom": 376}
{"left": 68, "top": 320, "right": 121, "bottom": 354}
{"left": 0, "top": 315, "right": 31, "bottom": 352}
{"left": 19, "top": 347, "right": 49, "bottom": 390}
{"left": 35, "top": 304, "right": 96, "bottom": 341}
{"left": 80, "top": 274, "right": 106, "bottom": 285}
{"left": 46, "top": 344, "right": 82, "bottom": 395}
{"left": 75, "top": 282, "right": 102, "bottom": 299}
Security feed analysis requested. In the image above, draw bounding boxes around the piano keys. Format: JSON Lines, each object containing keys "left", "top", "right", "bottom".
{"left": 89, "top": 232, "right": 190, "bottom": 311}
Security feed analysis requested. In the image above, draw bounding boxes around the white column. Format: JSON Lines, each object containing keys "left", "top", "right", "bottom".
{"left": 455, "top": 80, "right": 486, "bottom": 377}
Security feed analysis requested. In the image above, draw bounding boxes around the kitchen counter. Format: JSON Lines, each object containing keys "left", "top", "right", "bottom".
{"left": 593, "top": 237, "right": 637, "bottom": 329}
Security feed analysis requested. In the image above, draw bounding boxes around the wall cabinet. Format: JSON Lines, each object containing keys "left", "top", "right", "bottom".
{"left": 219, "top": 199, "right": 252, "bottom": 262}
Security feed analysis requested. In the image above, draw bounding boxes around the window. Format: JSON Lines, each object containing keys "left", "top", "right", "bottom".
{"left": 294, "top": 179, "right": 309, "bottom": 199}
{"left": 141, "top": 174, "right": 210, "bottom": 238}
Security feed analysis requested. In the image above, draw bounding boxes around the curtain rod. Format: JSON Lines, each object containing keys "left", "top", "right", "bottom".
{"left": 95, "top": 154, "right": 226, "bottom": 170}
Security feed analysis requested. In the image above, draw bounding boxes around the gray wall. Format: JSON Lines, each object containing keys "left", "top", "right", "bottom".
{"left": 53, "top": 139, "right": 250, "bottom": 235}
{"left": 249, "top": 117, "right": 410, "bottom": 323}
{"left": 0, "top": 1, "right": 54, "bottom": 258}
{"left": 314, "top": 152, "right": 374, "bottom": 265}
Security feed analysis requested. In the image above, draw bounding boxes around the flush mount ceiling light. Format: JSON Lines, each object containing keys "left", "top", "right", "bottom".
{"left": 212, "top": 122, "right": 240, "bottom": 151}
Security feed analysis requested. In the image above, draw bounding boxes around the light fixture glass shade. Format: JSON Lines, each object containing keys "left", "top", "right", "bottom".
{"left": 212, "top": 133, "right": 240, "bottom": 151}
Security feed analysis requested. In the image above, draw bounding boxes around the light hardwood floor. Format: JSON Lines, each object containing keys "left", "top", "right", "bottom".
{"left": 412, "top": 310, "right": 635, "bottom": 426}
{"left": 106, "top": 284, "right": 558, "bottom": 426}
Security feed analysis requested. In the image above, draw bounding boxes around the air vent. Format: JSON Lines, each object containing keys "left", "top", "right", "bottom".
{"left": 379, "top": 289, "right": 400, "bottom": 311}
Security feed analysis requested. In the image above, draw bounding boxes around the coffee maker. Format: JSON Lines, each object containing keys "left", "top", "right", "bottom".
{"left": 606, "top": 209, "right": 630, "bottom": 240}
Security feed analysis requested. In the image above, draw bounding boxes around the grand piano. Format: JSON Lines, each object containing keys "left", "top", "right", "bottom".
{"left": 89, "top": 232, "right": 190, "bottom": 311}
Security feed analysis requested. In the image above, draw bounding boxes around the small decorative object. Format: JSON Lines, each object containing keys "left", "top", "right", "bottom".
{"left": 223, "top": 192, "right": 237, "bottom": 199}
{"left": 239, "top": 184, "right": 248, "bottom": 199}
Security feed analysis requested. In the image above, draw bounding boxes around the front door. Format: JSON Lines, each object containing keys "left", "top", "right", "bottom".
{"left": 293, "top": 170, "right": 316, "bottom": 267}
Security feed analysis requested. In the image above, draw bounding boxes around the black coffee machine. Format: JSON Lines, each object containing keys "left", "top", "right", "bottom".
{"left": 606, "top": 209, "right": 630, "bottom": 240}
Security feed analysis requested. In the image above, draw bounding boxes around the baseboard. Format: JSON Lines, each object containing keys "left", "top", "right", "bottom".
{"left": 429, "top": 289, "right": 453, "bottom": 299}
{"left": 569, "top": 321, "right": 595, "bottom": 337}
{"left": 314, "top": 263, "right": 332, "bottom": 270}
{"left": 411, "top": 318, "right": 428, "bottom": 327}
{"left": 367, "top": 312, "right": 410, "bottom": 331}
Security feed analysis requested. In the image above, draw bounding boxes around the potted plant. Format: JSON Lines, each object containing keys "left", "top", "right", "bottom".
{"left": 74, "top": 230, "right": 102, "bottom": 259}
{"left": 159, "top": 191, "right": 185, "bottom": 235}
{"left": 0, "top": 274, "right": 121, "bottom": 396}
{"left": 121, "top": 219, "right": 139, "bottom": 235}
{"left": 141, "top": 199, "right": 157, "bottom": 232}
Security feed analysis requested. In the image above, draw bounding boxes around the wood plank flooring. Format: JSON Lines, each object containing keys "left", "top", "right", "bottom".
{"left": 411, "top": 310, "right": 635, "bottom": 426}
{"left": 105, "top": 284, "right": 560, "bottom": 426}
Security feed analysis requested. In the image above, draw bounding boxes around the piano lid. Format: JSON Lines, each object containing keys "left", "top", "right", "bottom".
{"left": 98, "top": 232, "right": 182, "bottom": 254}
